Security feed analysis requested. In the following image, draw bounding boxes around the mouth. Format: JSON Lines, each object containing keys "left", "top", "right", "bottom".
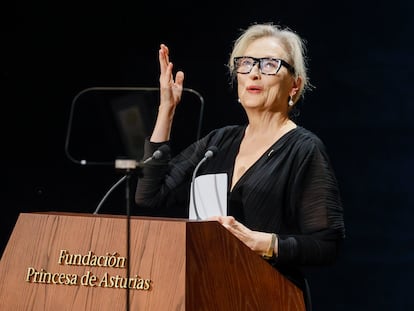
{"left": 246, "top": 85, "right": 262, "bottom": 93}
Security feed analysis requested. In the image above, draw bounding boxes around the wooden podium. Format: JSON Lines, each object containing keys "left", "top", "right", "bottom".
{"left": 0, "top": 212, "right": 305, "bottom": 310}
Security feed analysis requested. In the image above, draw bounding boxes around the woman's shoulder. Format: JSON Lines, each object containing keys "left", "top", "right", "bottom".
{"left": 289, "top": 126, "right": 328, "bottom": 154}
{"left": 293, "top": 126, "right": 324, "bottom": 144}
{"left": 209, "top": 124, "right": 245, "bottom": 134}
{"left": 203, "top": 124, "right": 245, "bottom": 141}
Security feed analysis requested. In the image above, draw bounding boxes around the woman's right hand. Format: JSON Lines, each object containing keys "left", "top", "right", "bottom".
{"left": 150, "top": 44, "right": 185, "bottom": 142}
{"left": 159, "top": 44, "right": 184, "bottom": 109}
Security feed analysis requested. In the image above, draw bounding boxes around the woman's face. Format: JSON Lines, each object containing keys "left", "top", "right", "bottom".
{"left": 237, "top": 37, "right": 296, "bottom": 113}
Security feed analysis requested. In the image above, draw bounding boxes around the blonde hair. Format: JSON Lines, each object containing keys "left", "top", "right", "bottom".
{"left": 228, "top": 23, "right": 310, "bottom": 103}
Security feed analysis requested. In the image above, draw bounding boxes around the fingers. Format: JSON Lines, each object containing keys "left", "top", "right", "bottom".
{"left": 160, "top": 44, "right": 183, "bottom": 88}
{"left": 175, "top": 71, "right": 184, "bottom": 87}
{"left": 216, "top": 216, "right": 235, "bottom": 226}
{"left": 159, "top": 44, "right": 170, "bottom": 66}
{"left": 158, "top": 43, "right": 184, "bottom": 108}
{"left": 207, "top": 216, "right": 220, "bottom": 221}
{"left": 159, "top": 44, "right": 172, "bottom": 79}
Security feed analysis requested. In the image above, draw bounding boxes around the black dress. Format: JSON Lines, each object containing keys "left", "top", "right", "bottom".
{"left": 135, "top": 124, "right": 345, "bottom": 294}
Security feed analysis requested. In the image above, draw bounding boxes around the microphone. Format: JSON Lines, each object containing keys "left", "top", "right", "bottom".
{"left": 191, "top": 146, "right": 219, "bottom": 220}
{"left": 94, "top": 144, "right": 170, "bottom": 214}
{"left": 142, "top": 144, "right": 170, "bottom": 164}
{"left": 115, "top": 144, "right": 170, "bottom": 170}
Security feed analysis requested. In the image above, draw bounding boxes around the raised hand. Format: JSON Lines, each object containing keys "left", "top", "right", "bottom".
{"left": 158, "top": 44, "right": 184, "bottom": 113}
{"left": 150, "top": 44, "right": 185, "bottom": 142}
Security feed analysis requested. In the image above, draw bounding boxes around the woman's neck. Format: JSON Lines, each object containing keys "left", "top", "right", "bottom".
{"left": 245, "top": 112, "right": 294, "bottom": 138}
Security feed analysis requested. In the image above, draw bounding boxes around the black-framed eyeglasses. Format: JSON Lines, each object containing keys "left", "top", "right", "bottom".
{"left": 233, "top": 56, "right": 295, "bottom": 75}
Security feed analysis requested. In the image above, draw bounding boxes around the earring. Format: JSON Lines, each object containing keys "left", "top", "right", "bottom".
{"left": 238, "top": 98, "right": 241, "bottom": 103}
{"left": 288, "top": 96, "right": 294, "bottom": 107}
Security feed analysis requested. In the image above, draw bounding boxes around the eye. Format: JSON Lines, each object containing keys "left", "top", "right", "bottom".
{"left": 262, "top": 59, "right": 279, "bottom": 70}
{"left": 239, "top": 57, "right": 254, "bottom": 67}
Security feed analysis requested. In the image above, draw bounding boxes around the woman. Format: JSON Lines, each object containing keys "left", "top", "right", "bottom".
{"left": 135, "top": 23, "right": 345, "bottom": 310}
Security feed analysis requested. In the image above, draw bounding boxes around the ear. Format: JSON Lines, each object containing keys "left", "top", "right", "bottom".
{"left": 290, "top": 76, "right": 302, "bottom": 99}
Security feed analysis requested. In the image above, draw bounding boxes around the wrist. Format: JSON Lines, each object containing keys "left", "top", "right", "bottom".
{"left": 262, "top": 233, "right": 277, "bottom": 259}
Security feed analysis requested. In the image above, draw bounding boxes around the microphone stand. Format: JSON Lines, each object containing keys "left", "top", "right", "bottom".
{"left": 92, "top": 147, "right": 169, "bottom": 311}
{"left": 190, "top": 146, "right": 219, "bottom": 220}
{"left": 114, "top": 160, "right": 138, "bottom": 311}
{"left": 124, "top": 169, "right": 132, "bottom": 311}
{"left": 93, "top": 160, "right": 136, "bottom": 311}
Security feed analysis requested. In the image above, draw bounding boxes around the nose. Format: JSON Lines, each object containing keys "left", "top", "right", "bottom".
{"left": 250, "top": 61, "right": 261, "bottom": 74}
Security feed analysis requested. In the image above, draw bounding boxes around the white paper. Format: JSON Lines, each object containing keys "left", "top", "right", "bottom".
{"left": 189, "top": 173, "right": 228, "bottom": 220}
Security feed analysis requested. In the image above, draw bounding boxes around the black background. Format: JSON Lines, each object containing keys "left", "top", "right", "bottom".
{"left": 2, "top": 1, "right": 414, "bottom": 310}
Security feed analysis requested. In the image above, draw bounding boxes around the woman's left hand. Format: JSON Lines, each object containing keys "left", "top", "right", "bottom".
{"left": 210, "top": 216, "right": 275, "bottom": 257}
